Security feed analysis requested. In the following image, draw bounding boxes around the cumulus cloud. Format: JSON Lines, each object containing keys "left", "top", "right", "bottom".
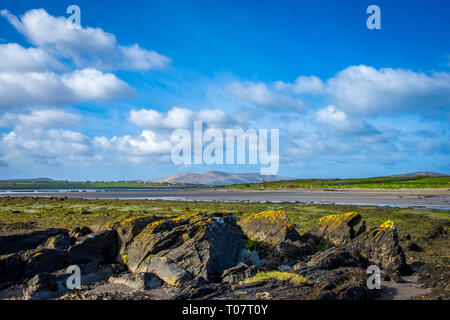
{"left": 1, "top": 126, "right": 93, "bottom": 161}
{"left": 0, "top": 68, "right": 133, "bottom": 108}
{"left": 277, "top": 65, "right": 450, "bottom": 116}
{"left": 129, "top": 107, "right": 230, "bottom": 129}
{"left": 326, "top": 65, "right": 450, "bottom": 116}
{"left": 275, "top": 75, "right": 324, "bottom": 94}
{"left": 1, "top": 9, "right": 170, "bottom": 71}
{"left": 225, "top": 81, "right": 303, "bottom": 110}
{"left": 0, "top": 43, "right": 64, "bottom": 72}
{"left": 315, "top": 105, "right": 379, "bottom": 136}
{"left": 94, "top": 130, "right": 173, "bottom": 157}
{"left": 0, "top": 109, "right": 81, "bottom": 128}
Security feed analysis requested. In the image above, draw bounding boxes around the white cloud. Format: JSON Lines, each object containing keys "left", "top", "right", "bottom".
{"left": 225, "top": 81, "right": 303, "bottom": 110}
{"left": 129, "top": 107, "right": 230, "bottom": 129}
{"left": 1, "top": 126, "right": 92, "bottom": 161}
{"left": 94, "top": 130, "right": 172, "bottom": 157}
{"left": 275, "top": 75, "right": 324, "bottom": 94}
{"left": 315, "top": 105, "right": 379, "bottom": 136}
{"left": 0, "top": 68, "right": 133, "bottom": 108}
{"left": 1, "top": 9, "right": 170, "bottom": 71}
{"left": 326, "top": 65, "right": 450, "bottom": 116}
{"left": 0, "top": 43, "right": 64, "bottom": 72}
{"left": 0, "top": 109, "right": 81, "bottom": 128}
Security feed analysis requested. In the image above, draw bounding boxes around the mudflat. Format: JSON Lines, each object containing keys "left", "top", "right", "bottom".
{"left": 2, "top": 188, "right": 449, "bottom": 209}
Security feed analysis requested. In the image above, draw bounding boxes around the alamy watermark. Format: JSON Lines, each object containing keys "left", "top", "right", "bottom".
{"left": 366, "top": 5, "right": 381, "bottom": 30}
{"left": 170, "top": 121, "right": 279, "bottom": 175}
{"left": 366, "top": 265, "right": 381, "bottom": 289}
{"left": 66, "top": 265, "right": 81, "bottom": 289}
{"left": 66, "top": 5, "right": 81, "bottom": 29}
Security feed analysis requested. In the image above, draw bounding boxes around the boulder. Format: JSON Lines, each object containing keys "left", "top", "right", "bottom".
{"left": 70, "top": 226, "right": 92, "bottom": 238}
{"left": 303, "top": 246, "right": 362, "bottom": 270}
{"left": 0, "top": 253, "right": 24, "bottom": 283}
{"left": 296, "top": 267, "right": 377, "bottom": 300}
{"left": 109, "top": 272, "right": 163, "bottom": 290}
{"left": 348, "top": 220, "right": 410, "bottom": 275}
{"left": 0, "top": 228, "right": 68, "bottom": 255}
{"left": 238, "top": 210, "right": 300, "bottom": 245}
{"left": 126, "top": 212, "right": 246, "bottom": 283}
{"left": 23, "top": 273, "right": 58, "bottom": 300}
{"left": 99, "top": 216, "right": 162, "bottom": 258}
{"left": 312, "top": 212, "right": 366, "bottom": 246}
{"left": 41, "top": 234, "right": 73, "bottom": 250}
{"left": 23, "top": 248, "right": 68, "bottom": 279}
{"left": 222, "top": 262, "right": 258, "bottom": 284}
{"left": 140, "top": 256, "right": 191, "bottom": 286}
{"left": 68, "top": 229, "right": 119, "bottom": 265}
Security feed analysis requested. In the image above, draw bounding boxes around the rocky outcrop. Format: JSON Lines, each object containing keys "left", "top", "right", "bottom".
{"left": 0, "top": 253, "right": 24, "bottom": 283}
{"left": 23, "top": 248, "right": 68, "bottom": 279}
{"left": 0, "top": 228, "right": 68, "bottom": 255}
{"left": 99, "top": 216, "right": 163, "bottom": 258}
{"left": 126, "top": 212, "right": 246, "bottom": 283}
{"left": 347, "top": 220, "right": 409, "bottom": 275}
{"left": 68, "top": 229, "right": 119, "bottom": 265}
{"left": 312, "top": 212, "right": 366, "bottom": 246}
{"left": 301, "top": 219, "right": 409, "bottom": 276}
{"left": 238, "top": 210, "right": 300, "bottom": 245}
{"left": 222, "top": 262, "right": 258, "bottom": 284}
{"left": 109, "top": 272, "right": 163, "bottom": 290}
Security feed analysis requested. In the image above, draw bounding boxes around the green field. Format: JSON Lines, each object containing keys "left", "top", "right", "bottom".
{"left": 224, "top": 176, "right": 450, "bottom": 190}
{"left": 0, "top": 181, "right": 200, "bottom": 190}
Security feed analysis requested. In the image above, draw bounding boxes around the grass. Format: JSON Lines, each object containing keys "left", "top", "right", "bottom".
{"left": 224, "top": 176, "right": 450, "bottom": 190}
{"left": 243, "top": 271, "right": 309, "bottom": 285}
{"left": 0, "top": 181, "right": 201, "bottom": 190}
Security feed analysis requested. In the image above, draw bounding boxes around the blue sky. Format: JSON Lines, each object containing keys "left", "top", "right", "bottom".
{"left": 0, "top": 0, "right": 449, "bottom": 180}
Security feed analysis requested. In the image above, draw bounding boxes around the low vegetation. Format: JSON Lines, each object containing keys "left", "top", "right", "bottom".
{"left": 224, "top": 176, "right": 450, "bottom": 189}
{"left": 243, "top": 271, "right": 309, "bottom": 285}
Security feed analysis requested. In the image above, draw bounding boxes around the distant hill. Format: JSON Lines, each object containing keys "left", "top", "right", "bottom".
{"left": 1, "top": 178, "right": 55, "bottom": 182}
{"left": 151, "top": 171, "right": 292, "bottom": 186}
{"left": 391, "top": 171, "right": 448, "bottom": 177}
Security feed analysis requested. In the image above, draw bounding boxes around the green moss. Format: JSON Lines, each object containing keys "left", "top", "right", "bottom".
{"left": 243, "top": 271, "right": 309, "bottom": 286}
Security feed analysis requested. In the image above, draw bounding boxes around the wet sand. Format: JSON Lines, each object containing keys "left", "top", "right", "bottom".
{"left": 1, "top": 188, "right": 449, "bottom": 209}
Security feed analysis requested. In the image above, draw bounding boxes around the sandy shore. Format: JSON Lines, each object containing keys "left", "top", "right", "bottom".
{"left": 1, "top": 188, "right": 449, "bottom": 209}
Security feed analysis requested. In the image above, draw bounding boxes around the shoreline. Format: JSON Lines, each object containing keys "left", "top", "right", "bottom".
{"left": 1, "top": 188, "right": 449, "bottom": 210}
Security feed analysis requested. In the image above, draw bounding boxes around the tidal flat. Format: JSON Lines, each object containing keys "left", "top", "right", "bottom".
{"left": 0, "top": 196, "right": 448, "bottom": 266}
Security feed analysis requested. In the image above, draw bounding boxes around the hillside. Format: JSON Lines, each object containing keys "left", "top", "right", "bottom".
{"left": 151, "top": 171, "right": 292, "bottom": 186}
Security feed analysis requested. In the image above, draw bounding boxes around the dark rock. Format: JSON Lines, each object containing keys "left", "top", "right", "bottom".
{"left": 311, "top": 212, "right": 366, "bottom": 246}
{"left": 303, "top": 247, "right": 362, "bottom": 270}
{"left": 348, "top": 220, "right": 410, "bottom": 275}
{"left": 23, "top": 273, "right": 58, "bottom": 300}
{"left": 126, "top": 212, "right": 245, "bottom": 283}
{"left": 238, "top": 210, "right": 300, "bottom": 245}
{"left": 23, "top": 248, "right": 68, "bottom": 279}
{"left": 135, "top": 256, "right": 191, "bottom": 287}
{"left": 97, "top": 216, "right": 162, "bottom": 258}
{"left": 297, "top": 267, "right": 377, "bottom": 300}
{"left": 415, "top": 263, "right": 450, "bottom": 299}
{"left": 0, "top": 253, "right": 24, "bottom": 283}
{"left": 0, "top": 228, "right": 68, "bottom": 255}
{"left": 109, "top": 272, "right": 163, "bottom": 290}
{"left": 41, "top": 234, "right": 73, "bottom": 250}
{"left": 71, "top": 226, "right": 92, "bottom": 238}
{"left": 222, "top": 262, "right": 258, "bottom": 284}
{"left": 405, "top": 241, "right": 423, "bottom": 252}
{"left": 68, "top": 229, "right": 119, "bottom": 265}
